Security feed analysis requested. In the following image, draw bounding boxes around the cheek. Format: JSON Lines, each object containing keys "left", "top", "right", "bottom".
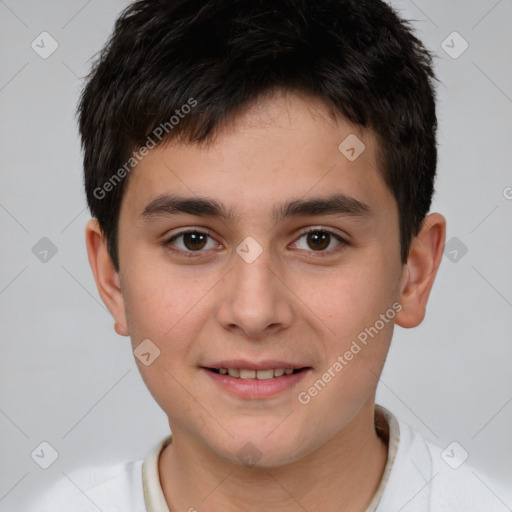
{"left": 121, "top": 262, "right": 221, "bottom": 391}
{"left": 299, "top": 259, "right": 398, "bottom": 341}
{"left": 293, "top": 256, "right": 399, "bottom": 409}
{"left": 121, "top": 270, "right": 206, "bottom": 414}
{"left": 122, "top": 259, "right": 207, "bottom": 341}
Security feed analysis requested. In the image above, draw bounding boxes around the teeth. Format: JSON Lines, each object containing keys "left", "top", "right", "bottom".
{"left": 256, "top": 369, "right": 274, "bottom": 380}
{"left": 217, "top": 368, "right": 299, "bottom": 379}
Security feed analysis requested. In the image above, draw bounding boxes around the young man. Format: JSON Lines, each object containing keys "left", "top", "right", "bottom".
{"left": 27, "top": 0, "right": 505, "bottom": 510}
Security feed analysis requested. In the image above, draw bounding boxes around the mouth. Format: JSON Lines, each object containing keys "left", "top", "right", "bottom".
{"left": 201, "top": 364, "right": 312, "bottom": 399}
{"left": 204, "top": 367, "right": 309, "bottom": 380}
{"left": 200, "top": 359, "right": 313, "bottom": 399}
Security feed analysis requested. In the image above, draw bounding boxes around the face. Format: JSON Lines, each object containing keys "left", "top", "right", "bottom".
{"left": 114, "top": 91, "right": 405, "bottom": 466}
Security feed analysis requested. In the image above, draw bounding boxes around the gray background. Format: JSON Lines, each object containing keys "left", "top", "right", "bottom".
{"left": 1, "top": 0, "right": 511, "bottom": 510}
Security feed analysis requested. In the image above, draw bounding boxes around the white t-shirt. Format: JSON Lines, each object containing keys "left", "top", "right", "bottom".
{"left": 25, "top": 405, "right": 508, "bottom": 511}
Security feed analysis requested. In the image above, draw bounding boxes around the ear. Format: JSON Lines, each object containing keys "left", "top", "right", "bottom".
{"left": 85, "top": 219, "right": 129, "bottom": 336}
{"left": 395, "top": 213, "right": 446, "bottom": 328}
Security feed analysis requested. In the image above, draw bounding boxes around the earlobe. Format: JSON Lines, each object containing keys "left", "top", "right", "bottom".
{"left": 85, "top": 219, "right": 129, "bottom": 337}
{"left": 395, "top": 213, "right": 446, "bottom": 329}
{"left": 114, "top": 320, "right": 128, "bottom": 336}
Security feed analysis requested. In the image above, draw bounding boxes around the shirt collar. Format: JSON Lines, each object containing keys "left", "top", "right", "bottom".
{"left": 142, "top": 404, "right": 401, "bottom": 512}
{"left": 142, "top": 433, "right": 172, "bottom": 512}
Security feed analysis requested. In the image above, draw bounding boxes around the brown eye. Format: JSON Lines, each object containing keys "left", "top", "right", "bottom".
{"left": 306, "top": 231, "right": 331, "bottom": 251}
{"left": 181, "top": 232, "right": 208, "bottom": 251}
{"left": 293, "top": 229, "right": 345, "bottom": 253}
{"left": 166, "top": 230, "right": 217, "bottom": 255}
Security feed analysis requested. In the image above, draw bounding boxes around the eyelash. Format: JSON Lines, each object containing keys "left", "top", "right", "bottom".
{"left": 163, "top": 227, "right": 349, "bottom": 259}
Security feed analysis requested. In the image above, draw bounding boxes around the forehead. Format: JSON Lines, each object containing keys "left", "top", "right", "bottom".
{"left": 120, "top": 91, "right": 392, "bottom": 222}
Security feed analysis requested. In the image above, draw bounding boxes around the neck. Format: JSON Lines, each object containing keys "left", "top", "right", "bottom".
{"left": 159, "top": 403, "right": 388, "bottom": 512}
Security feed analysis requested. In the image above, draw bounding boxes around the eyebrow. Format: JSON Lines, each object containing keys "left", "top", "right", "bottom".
{"left": 140, "top": 193, "right": 371, "bottom": 223}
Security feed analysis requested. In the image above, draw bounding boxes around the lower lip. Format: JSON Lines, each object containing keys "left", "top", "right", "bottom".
{"left": 201, "top": 368, "right": 311, "bottom": 399}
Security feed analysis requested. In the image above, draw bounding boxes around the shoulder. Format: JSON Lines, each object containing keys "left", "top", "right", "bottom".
{"left": 24, "top": 459, "right": 144, "bottom": 512}
{"left": 424, "top": 434, "right": 508, "bottom": 511}
{"left": 377, "top": 408, "right": 508, "bottom": 511}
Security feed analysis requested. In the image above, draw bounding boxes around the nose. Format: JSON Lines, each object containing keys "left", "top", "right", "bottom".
{"left": 215, "top": 241, "right": 295, "bottom": 340}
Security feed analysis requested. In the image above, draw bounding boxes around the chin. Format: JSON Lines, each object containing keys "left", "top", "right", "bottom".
{"left": 210, "top": 427, "right": 305, "bottom": 469}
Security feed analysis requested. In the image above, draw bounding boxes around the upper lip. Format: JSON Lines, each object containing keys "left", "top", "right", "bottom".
{"left": 202, "top": 360, "right": 310, "bottom": 371}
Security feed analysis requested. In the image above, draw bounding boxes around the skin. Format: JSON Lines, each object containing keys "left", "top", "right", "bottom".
{"left": 86, "top": 90, "right": 446, "bottom": 512}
